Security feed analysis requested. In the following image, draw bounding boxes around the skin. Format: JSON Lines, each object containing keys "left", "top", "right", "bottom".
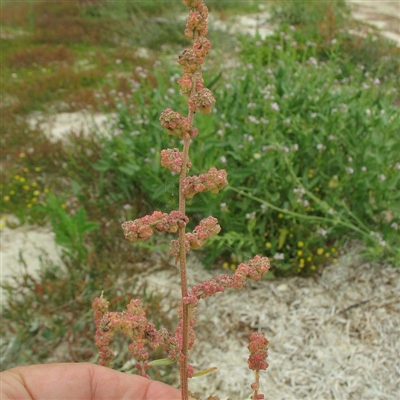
{"left": 0, "top": 363, "right": 193, "bottom": 400}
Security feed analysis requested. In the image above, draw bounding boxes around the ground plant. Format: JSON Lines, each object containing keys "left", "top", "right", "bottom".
{"left": 92, "top": 1, "right": 270, "bottom": 399}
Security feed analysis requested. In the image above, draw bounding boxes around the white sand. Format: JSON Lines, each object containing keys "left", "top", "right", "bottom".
{"left": 141, "top": 247, "right": 400, "bottom": 399}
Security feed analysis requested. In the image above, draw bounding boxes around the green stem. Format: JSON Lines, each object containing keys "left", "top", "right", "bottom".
{"left": 228, "top": 186, "right": 369, "bottom": 239}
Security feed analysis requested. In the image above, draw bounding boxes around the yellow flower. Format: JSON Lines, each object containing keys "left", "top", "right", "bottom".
{"left": 33, "top": 190, "right": 40, "bottom": 196}
{"left": 297, "top": 241, "right": 304, "bottom": 248}
{"left": 325, "top": 252, "right": 330, "bottom": 258}
{"left": 230, "top": 264, "right": 236, "bottom": 271}
{"left": 333, "top": 258, "right": 338, "bottom": 264}
{"left": 27, "top": 203, "right": 32, "bottom": 208}
{"left": 23, "top": 185, "right": 30, "bottom": 191}
{"left": 314, "top": 187, "right": 320, "bottom": 192}
{"left": 297, "top": 250, "right": 303, "bottom": 256}
{"left": 1, "top": 216, "right": 7, "bottom": 221}
{"left": 265, "top": 242, "right": 272, "bottom": 249}
{"left": 19, "top": 177, "right": 26, "bottom": 182}
{"left": 14, "top": 175, "right": 20, "bottom": 180}
{"left": 331, "top": 247, "right": 337, "bottom": 253}
{"left": 299, "top": 258, "right": 305, "bottom": 265}
{"left": 222, "top": 262, "right": 229, "bottom": 270}
{"left": 61, "top": 203, "right": 67, "bottom": 209}
{"left": 0, "top": 223, "right": 4, "bottom": 229}
{"left": 44, "top": 188, "right": 49, "bottom": 193}
{"left": 34, "top": 167, "right": 41, "bottom": 172}
{"left": 278, "top": 213, "right": 284, "bottom": 219}
{"left": 23, "top": 167, "right": 29, "bottom": 172}
{"left": 32, "top": 197, "right": 38, "bottom": 203}
{"left": 10, "top": 190, "right": 15, "bottom": 195}
{"left": 3, "top": 195, "right": 10, "bottom": 202}
{"left": 31, "top": 182, "right": 38, "bottom": 187}
{"left": 317, "top": 248, "right": 324, "bottom": 255}
{"left": 310, "top": 265, "right": 316, "bottom": 270}
{"left": 307, "top": 256, "right": 312, "bottom": 262}
{"left": 308, "top": 169, "right": 315, "bottom": 178}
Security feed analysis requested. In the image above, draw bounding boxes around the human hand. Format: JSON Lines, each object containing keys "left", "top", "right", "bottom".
{"left": 0, "top": 362, "right": 188, "bottom": 400}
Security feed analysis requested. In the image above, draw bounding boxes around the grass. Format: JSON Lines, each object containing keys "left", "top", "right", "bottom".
{"left": 1, "top": 0, "right": 399, "bottom": 373}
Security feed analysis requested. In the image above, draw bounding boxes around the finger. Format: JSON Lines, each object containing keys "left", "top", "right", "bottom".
{"left": 1, "top": 363, "right": 183, "bottom": 400}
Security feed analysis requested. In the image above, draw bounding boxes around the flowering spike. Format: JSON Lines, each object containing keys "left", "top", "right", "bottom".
{"left": 248, "top": 332, "right": 269, "bottom": 400}
{"left": 122, "top": 210, "right": 189, "bottom": 242}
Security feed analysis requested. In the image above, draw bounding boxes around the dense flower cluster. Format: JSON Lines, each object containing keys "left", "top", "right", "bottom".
{"left": 161, "top": 148, "right": 192, "bottom": 174}
{"left": 121, "top": 210, "right": 189, "bottom": 242}
{"left": 169, "top": 216, "right": 221, "bottom": 259}
{"left": 178, "top": 49, "right": 203, "bottom": 74}
{"left": 185, "top": 10, "right": 208, "bottom": 39}
{"left": 182, "top": 167, "right": 228, "bottom": 198}
{"left": 178, "top": 72, "right": 204, "bottom": 97}
{"left": 186, "top": 216, "right": 221, "bottom": 249}
{"left": 248, "top": 332, "right": 269, "bottom": 371}
{"left": 159, "top": 108, "right": 198, "bottom": 140}
{"left": 93, "top": 295, "right": 187, "bottom": 377}
{"left": 188, "top": 88, "right": 216, "bottom": 114}
{"left": 193, "top": 36, "right": 211, "bottom": 59}
{"left": 248, "top": 332, "right": 269, "bottom": 399}
{"left": 93, "top": 295, "right": 162, "bottom": 377}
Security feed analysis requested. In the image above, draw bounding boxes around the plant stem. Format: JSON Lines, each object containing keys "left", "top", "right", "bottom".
{"left": 178, "top": 138, "right": 190, "bottom": 400}
{"left": 252, "top": 370, "right": 260, "bottom": 399}
{"left": 178, "top": 56, "right": 198, "bottom": 400}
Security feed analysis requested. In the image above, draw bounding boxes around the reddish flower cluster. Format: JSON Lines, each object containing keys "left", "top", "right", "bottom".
{"left": 188, "top": 88, "right": 216, "bottom": 114}
{"left": 248, "top": 332, "right": 269, "bottom": 371}
{"left": 169, "top": 216, "right": 221, "bottom": 259}
{"left": 121, "top": 210, "right": 189, "bottom": 242}
{"left": 178, "top": 49, "right": 202, "bottom": 74}
{"left": 159, "top": 108, "right": 198, "bottom": 140}
{"left": 185, "top": 11, "right": 208, "bottom": 39}
{"left": 93, "top": 295, "right": 162, "bottom": 376}
{"left": 93, "top": 295, "right": 188, "bottom": 377}
{"left": 182, "top": 167, "right": 228, "bottom": 199}
{"left": 231, "top": 255, "right": 270, "bottom": 290}
{"left": 161, "top": 148, "right": 192, "bottom": 174}
{"left": 193, "top": 36, "right": 211, "bottom": 60}
{"left": 182, "top": 255, "right": 271, "bottom": 306}
{"left": 178, "top": 72, "right": 204, "bottom": 97}
{"left": 187, "top": 216, "right": 221, "bottom": 249}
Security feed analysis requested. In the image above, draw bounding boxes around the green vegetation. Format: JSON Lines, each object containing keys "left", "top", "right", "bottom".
{"left": 1, "top": 0, "right": 399, "bottom": 371}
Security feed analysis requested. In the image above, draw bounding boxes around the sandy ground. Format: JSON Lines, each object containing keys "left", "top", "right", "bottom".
{"left": 1, "top": 2, "right": 400, "bottom": 398}
{"left": 348, "top": 0, "right": 400, "bottom": 45}
{"left": 140, "top": 247, "right": 400, "bottom": 400}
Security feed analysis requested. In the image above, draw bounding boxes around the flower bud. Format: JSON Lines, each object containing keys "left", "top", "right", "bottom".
{"left": 185, "top": 11, "right": 208, "bottom": 39}
{"left": 188, "top": 88, "right": 216, "bottom": 114}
